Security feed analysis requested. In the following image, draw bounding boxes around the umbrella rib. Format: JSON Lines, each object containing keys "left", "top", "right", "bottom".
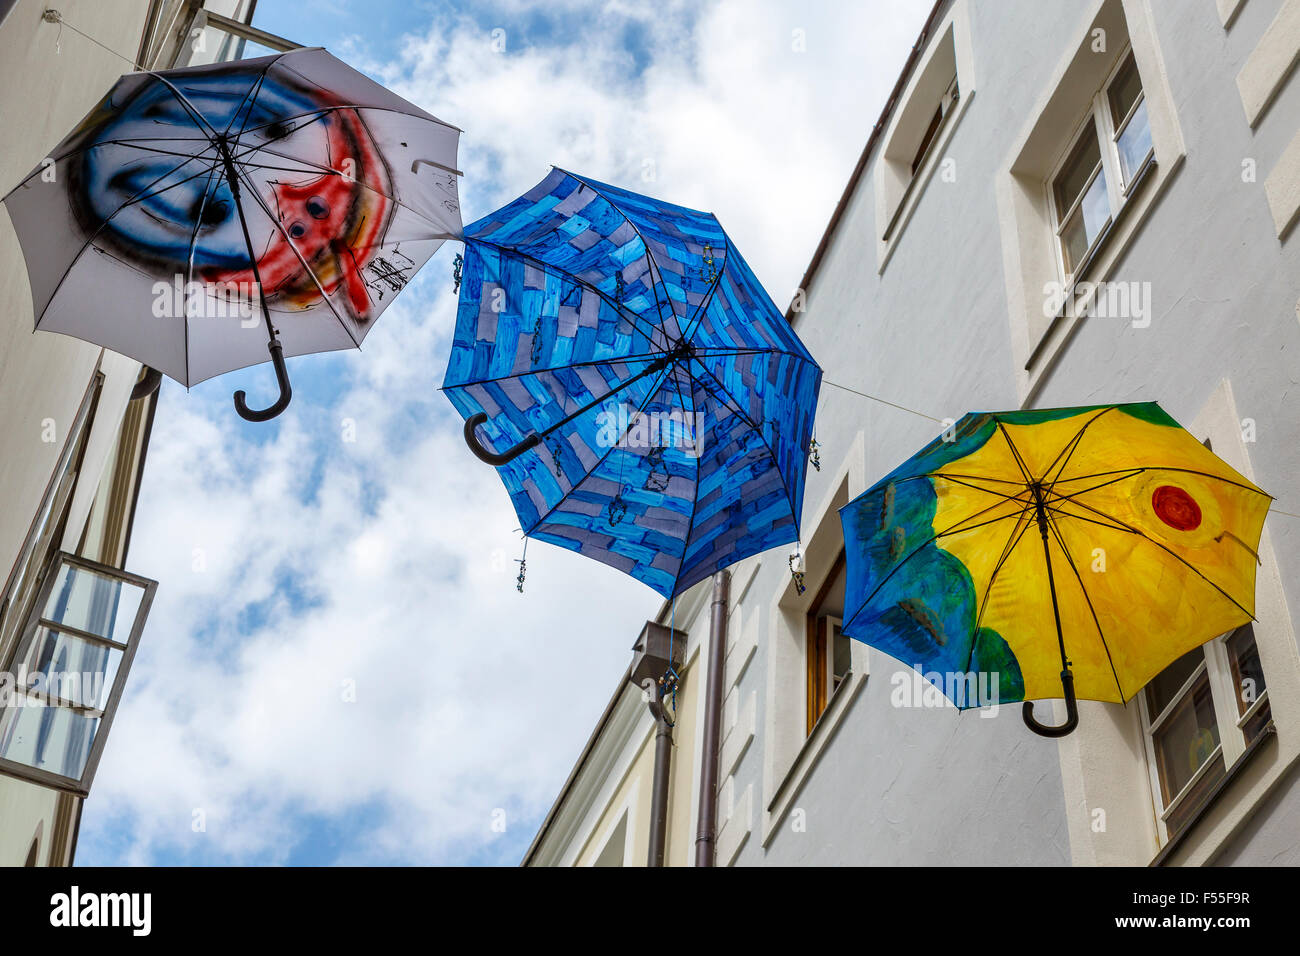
{"left": 1052, "top": 494, "right": 1258, "bottom": 621}
{"left": 1047, "top": 470, "right": 1147, "bottom": 506}
{"left": 229, "top": 163, "right": 362, "bottom": 348}
{"left": 135, "top": 72, "right": 223, "bottom": 140}
{"left": 962, "top": 500, "right": 1037, "bottom": 677}
{"left": 841, "top": 498, "right": 1034, "bottom": 636}
{"left": 684, "top": 354, "right": 806, "bottom": 536}
{"left": 1053, "top": 465, "right": 1269, "bottom": 497}
{"left": 523, "top": 365, "right": 675, "bottom": 536}
{"left": 557, "top": 169, "right": 678, "bottom": 342}
{"left": 1043, "top": 508, "right": 1127, "bottom": 701}
{"left": 466, "top": 238, "right": 672, "bottom": 353}
{"left": 680, "top": 228, "right": 728, "bottom": 345}
{"left": 1040, "top": 406, "right": 1119, "bottom": 491}
{"left": 182, "top": 162, "right": 226, "bottom": 387}
{"left": 231, "top": 140, "right": 461, "bottom": 239}
{"left": 1042, "top": 502, "right": 1133, "bottom": 534}
{"left": 995, "top": 420, "right": 1036, "bottom": 485}
{"left": 221, "top": 51, "right": 289, "bottom": 140}
{"left": 30, "top": 152, "right": 220, "bottom": 328}
{"left": 931, "top": 475, "right": 1033, "bottom": 505}
{"left": 444, "top": 352, "right": 680, "bottom": 390}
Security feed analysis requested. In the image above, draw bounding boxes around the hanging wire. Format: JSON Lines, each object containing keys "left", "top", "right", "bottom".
{"left": 41, "top": 10, "right": 147, "bottom": 70}
{"left": 820, "top": 378, "right": 945, "bottom": 425}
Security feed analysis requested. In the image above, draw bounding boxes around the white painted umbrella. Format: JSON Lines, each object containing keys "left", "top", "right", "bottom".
{"left": 2, "top": 47, "right": 461, "bottom": 420}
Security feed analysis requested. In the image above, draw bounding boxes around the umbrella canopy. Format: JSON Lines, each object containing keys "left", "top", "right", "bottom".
{"left": 839, "top": 403, "right": 1271, "bottom": 736}
{"left": 442, "top": 169, "right": 822, "bottom": 598}
{"left": 2, "top": 47, "right": 461, "bottom": 419}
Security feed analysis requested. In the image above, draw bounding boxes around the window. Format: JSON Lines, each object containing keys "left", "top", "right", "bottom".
{"left": 805, "top": 550, "right": 849, "bottom": 734}
{"left": 995, "top": 0, "right": 1186, "bottom": 399}
{"left": 1047, "top": 49, "right": 1154, "bottom": 284}
{"left": 911, "top": 75, "right": 959, "bottom": 176}
{"left": 0, "top": 553, "right": 156, "bottom": 794}
{"left": 1139, "top": 623, "right": 1272, "bottom": 841}
{"left": 875, "top": 2, "right": 976, "bottom": 267}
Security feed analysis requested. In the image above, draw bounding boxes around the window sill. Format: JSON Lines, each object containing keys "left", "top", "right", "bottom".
{"left": 762, "top": 668, "right": 868, "bottom": 846}
{"left": 876, "top": 88, "right": 975, "bottom": 275}
{"left": 1149, "top": 720, "right": 1277, "bottom": 867}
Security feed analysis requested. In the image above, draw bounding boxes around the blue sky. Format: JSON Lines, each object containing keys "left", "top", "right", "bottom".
{"left": 73, "top": 0, "right": 930, "bottom": 866}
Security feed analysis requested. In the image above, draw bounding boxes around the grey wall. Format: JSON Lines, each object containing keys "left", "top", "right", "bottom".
{"left": 727, "top": 0, "right": 1300, "bottom": 866}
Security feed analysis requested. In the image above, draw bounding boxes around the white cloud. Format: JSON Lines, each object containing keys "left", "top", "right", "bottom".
{"left": 77, "top": 0, "right": 932, "bottom": 865}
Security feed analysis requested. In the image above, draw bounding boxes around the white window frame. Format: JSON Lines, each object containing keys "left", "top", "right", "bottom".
{"left": 1044, "top": 44, "right": 1154, "bottom": 287}
{"left": 995, "top": 0, "right": 1187, "bottom": 404}
{"left": 1135, "top": 623, "right": 1267, "bottom": 844}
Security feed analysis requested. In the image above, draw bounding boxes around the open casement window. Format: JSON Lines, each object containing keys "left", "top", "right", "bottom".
{"left": 1139, "top": 623, "right": 1272, "bottom": 842}
{"left": 910, "top": 75, "right": 960, "bottom": 176}
{"left": 0, "top": 373, "right": 103, "bottom": 657}
{"left": 805, "top": 550, "right": 849, "bottom": 735}
{"left": 0, "top": 552, "right": 156, "bottom": 795}
{"left": 1047, "top": 48, "right": 1154, "bottom": 284}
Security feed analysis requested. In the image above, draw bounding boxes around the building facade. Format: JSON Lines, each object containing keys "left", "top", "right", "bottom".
{"left": 0, "top": 0, "right": 273, "bottom": 867}
{"left": 524, "top": 0, "right": 1300, "bottom": 867}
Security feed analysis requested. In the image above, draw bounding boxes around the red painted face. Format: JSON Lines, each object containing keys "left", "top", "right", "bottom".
{"left": 207, "top": 104, "right": 391, "bottom": 323}
{"left": 1152, "top": 485, "right": 1202, "bottom": 531}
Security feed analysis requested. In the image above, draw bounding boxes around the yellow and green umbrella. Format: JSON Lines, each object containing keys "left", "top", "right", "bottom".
{"left": 839, "top": 403, "right": 1271, "bottom": 736}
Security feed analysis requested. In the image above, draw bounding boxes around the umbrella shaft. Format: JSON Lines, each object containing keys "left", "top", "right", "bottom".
{"left": 1032, "top": 487, "right": 1070, "bottom": 672}
{"left": 217, "top": 141, "right": 276, "bottom": 344}
{"left": 537, "top": 350, "right": 677, "bottom": 441}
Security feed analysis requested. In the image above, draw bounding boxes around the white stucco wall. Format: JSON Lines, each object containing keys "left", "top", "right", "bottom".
{"left": 720, "top": 0, "right": 1300, "bottom": 866}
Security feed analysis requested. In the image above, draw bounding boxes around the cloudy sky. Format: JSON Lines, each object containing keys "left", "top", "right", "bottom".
{"left": 76, "top": 0, "right": 931, "bottom": 866}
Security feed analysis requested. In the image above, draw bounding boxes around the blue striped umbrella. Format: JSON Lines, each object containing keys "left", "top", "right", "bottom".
{"left": 442, "top": 169, "right": 822, "bottom": 598}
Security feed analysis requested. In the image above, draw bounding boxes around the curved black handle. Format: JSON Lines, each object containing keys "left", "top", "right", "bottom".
{"left": 234, "top": 339, "right": 293, "bottom": 422}
{"left": 463, "top": 412, "right": 540, "bottom": 465}
{"left": 1022, "top": 669, "right": 1080, "bottom": 738}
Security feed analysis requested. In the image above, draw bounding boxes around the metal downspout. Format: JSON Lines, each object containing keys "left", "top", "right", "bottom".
{"left": 646, "top": 691, "right": 673, "bottom": 867}
{"left": 694, "top": 569, "right": 730, "bottom": 866}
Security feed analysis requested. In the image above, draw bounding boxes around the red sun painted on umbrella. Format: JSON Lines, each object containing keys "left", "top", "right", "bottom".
{"left": 1152, "top": 485, "right": 1202, "bottom": 531}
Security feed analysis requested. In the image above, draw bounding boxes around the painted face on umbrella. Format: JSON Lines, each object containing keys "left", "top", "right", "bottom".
{"left": 70, "top": 66, "right": 392, "bottom": 322}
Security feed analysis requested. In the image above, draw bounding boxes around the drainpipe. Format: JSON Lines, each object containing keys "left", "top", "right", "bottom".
{"left": 645, "top": 684, "right": 674, "bottom": 867}
{"left": 694, "top": 569, "right": 730, "bottom": 866}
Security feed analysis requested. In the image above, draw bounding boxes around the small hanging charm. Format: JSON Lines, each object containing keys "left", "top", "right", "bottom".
{"left": 514, "top": 535, "right": 528, "bottom": 593}
{"left": 702, "top": 243, "right": 718, "bottom": 283}
{"left": 789, "top": 549, "right": 806, "bottom": 595}
{"left": 452, "top": 253, "right": 463, "bottom": 293}
{"left": 809, "top": 436, "right": 821, "bottom": 472}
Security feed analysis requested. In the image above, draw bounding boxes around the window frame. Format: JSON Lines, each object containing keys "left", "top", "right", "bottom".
{"left": 0, "top": 551, "right": 157, "bottom": 796}
{"left": 804, "top": 548, "right": 846, "bottom": 736}
{"left": 1044, "top": 44, "right": 1153, "bottom": 287}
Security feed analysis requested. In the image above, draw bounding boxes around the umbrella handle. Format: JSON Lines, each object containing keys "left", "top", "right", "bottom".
{"left": 234, "top": 338, "right": 293, "bottom": 422}
{"left": 1021, "top": 669, "right": 1079, "bottom": 738}
{"left": 463, "top": 412, "right": 540, "bottom": 465}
